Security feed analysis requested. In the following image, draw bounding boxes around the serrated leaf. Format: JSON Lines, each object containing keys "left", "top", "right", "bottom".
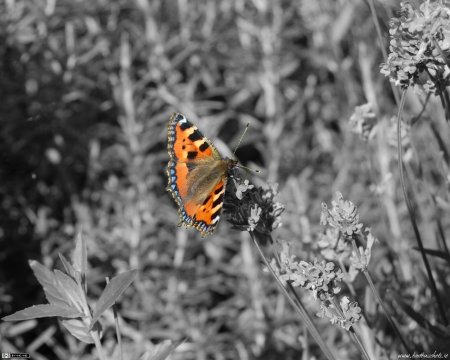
{"left": 29, "top": 260, "right": 71, "bottom": 307}
{"left": 2, "top": 304, "right": 83, "bottom": 321}
{"left": 54, "top": 270, "right": 86, "bottom": 313}
{"left": 73, "top": 232, "right": 87, "bottom": 276}
{"left": 91, "top": 269, "right": 137, "bottom": 327}
{"left": 61, "top": 318, "right": 97, "bottom": 344}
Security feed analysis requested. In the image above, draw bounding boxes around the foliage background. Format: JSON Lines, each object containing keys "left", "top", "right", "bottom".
{"left": 1, "top": 0, "right": 449, "bottom": 359}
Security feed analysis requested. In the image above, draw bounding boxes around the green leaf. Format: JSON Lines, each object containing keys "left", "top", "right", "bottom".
{"left": 73, "top": 232, "right": 87, "bottom": 276}
{"left": 141, "top": 340, "right": 184, "bottom": 360}
{"left": 61, "top": 318, "right": 98, "bottom": 344}
{"left": 91, "top": 269, "right": 138, "bottom": 327}
{"left": 59, "top": 253, "right": 79, "bottom": 281}
{"left": 2, "top": 304, "right": 83, "bottom": 321}
{"left": 29, "top": 260, "right": 70, "bottom": 307}
{"left": 54, "top": 270, "right": 86, "bottom": 313}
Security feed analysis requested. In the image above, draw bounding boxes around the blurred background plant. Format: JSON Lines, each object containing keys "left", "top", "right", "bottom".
{"left": 1, "top": 0, "right": 450, "bottom": 359}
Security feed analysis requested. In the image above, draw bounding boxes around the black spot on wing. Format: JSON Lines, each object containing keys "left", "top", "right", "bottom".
{"left": 180, "top": 121, "right": 192, "bottom": 131}
{"left": 214, "top": 184, "right": 223, "bottom": 194}
{"left": 199, "top": 142, "right": 209, "bottom": 152}
{"left": 174, "top": 114, "right": 185, "bottom": 122}
{"left": 187, "top": 151, "right": 198, "bottom": 159}
{"left": 212, "top": 193, "right": 224, "bottom": 208}
{"left": 202, "top": 195, "right": 211, "bottom": 205}
{"left": 188, "top": 130, "right": 203, "bottom": 142}
{"left": 211, "top": 211, "right": 220, "bottom": 220}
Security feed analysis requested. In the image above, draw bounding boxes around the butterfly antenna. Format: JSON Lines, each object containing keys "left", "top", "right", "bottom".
{"left": 232, "top": 123, "right": 260, "bottom": 174}
{"left": 232, "top": 123, "right": 250, "bottom": 157}
{"left": 237, "top": 164, "right": 261, "bottom": 174}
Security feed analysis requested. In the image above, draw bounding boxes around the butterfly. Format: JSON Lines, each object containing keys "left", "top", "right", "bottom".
{"left": 166, "top": 113, "right": 239, "bottom": 236}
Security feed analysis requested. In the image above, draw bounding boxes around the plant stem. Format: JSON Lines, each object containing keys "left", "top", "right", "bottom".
{"left": 432, "top": 37, "right": 450, "bottom": 69}
{"left": 429, "top": 121, "right": 450, "bottom": 165}
{"left": 438, "top": 92, "right": 450, "bottom": 124}
{"left": 367, "top": 0, "right": 401, "bottom": 106}
{"left": 396, "top": 90, "right": 449, "bottom": 326}
{"left": 411, "top": 92, "right": 430, "bottom": 126}
{"left": 106, "top": 277, "right": 123, "bottom": 360}
{"left": 329, "top": 297, "right": 371, "bottom": 360}
{"left": 249, "top": 232, "right": 337, "bottom": 360}
{"left": 91, "top": 330, "right": 107, "bottom": 360}
{"left": 425, "top": 67, "right": 450, "bottom": 124}
{"left": 436, "top": 219, "right": 450, "bottom": 255}
{"left": 366, "top": 0, "right": 387, "bottom": 61}
{"left": 349, "top": 330, "right": 372, "bottom": 360}
{"left": 444, "top": 90, "right": 450, "bottom": 120}
{"left": 349, "top": 235, "right": 409, "bottom": 351}
{"left": 337, "top": 261, "right": 377, "bottom": 331}
{"left": 362, "top": 268, "right": 411, "bottom": 353}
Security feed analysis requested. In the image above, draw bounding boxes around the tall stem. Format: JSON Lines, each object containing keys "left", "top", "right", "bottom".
{"left": 91, "top": 330, "right": 107, "bottom": 360}
{"left": 396, "top": 90, "right": 448, "bottom": 326}
{"left": 249, "top": 232, "right": 337, "bottom": 360}
{"left": 367, "top": 0, "right": 401, "bottom": 106}
{"left": 362, "top": 268, "right": 410, "bottom": 352}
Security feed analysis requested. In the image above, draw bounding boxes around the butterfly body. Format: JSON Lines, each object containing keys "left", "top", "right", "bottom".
{"left": 167, "top": 113, "right": 237, "bottom": 236}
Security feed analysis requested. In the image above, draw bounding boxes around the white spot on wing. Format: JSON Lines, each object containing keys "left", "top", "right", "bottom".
{"left": 212, "top": 216, "right": 220, "bottom": 224}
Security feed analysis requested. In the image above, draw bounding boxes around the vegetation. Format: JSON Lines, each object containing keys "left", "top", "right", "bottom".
{"left": 1, "top": 0, "right": 450, "bottom": 359}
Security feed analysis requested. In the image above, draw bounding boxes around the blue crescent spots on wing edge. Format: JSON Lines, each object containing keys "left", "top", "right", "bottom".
{"left": 167, "top": 113, "right": 188, "bottom": 159}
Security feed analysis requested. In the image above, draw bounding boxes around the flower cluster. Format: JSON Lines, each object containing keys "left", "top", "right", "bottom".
{"left": 316, "top": 227, "right": 352, "bottom": 262}
{"left": 224, "top": 178, "right": 285, "bottom": 236}
{"left": 277, "top": 242, "right": 344, "bottom": 300}
{"left": 320, "top": 192, "right": 363, "bottom": 237}
{"left": 272, "top": 237, "right": 362, "bottom": 330}
{"left": 380, "top": 1, "right": 450, "bottom": 94}
{"left": 349, "top": 103, "right": 377, "bottom": 141}
{"left": 235, "top": 179, "right": 254, "bottom": 200}
{"left": 319, "top": 192, "right": 376, "bottom": 281}
{"left": 317, "top": 296, "right": 362, "bottom": 331}
{"left": 349, "top": 228, "right": 376, "bottom": 272}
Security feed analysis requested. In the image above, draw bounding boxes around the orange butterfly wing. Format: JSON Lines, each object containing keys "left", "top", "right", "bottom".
{"left": 167, "top": 113, "right": 232, "bottom": 236}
